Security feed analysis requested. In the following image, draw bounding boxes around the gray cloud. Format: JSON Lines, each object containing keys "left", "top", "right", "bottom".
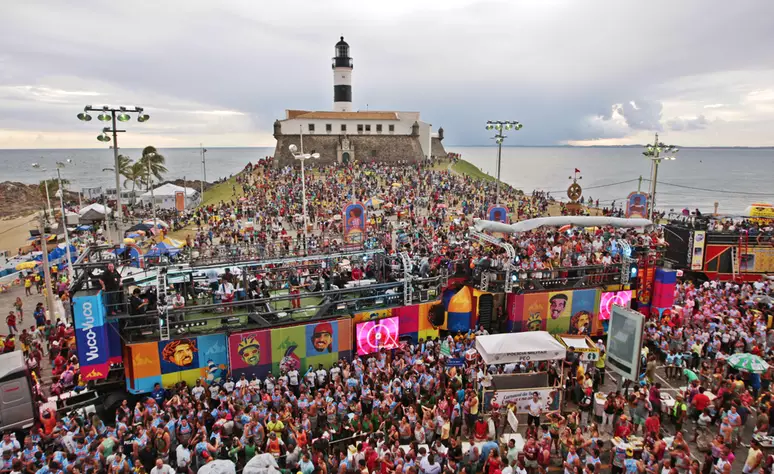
{"left": 0, "top": 1, "right": 773, "bottom": 146}
{"left": 667, "top": 115, "right": 710, "bottom": 131}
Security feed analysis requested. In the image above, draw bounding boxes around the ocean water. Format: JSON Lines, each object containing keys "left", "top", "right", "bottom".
{"left": 447, "top": 146, "right": 774, "bottom": 215}
{"left": 1, "top": 146, "right": 772, "bottom": 215}
{"left": 0, "top": 147, "right": 275, "bottom": 191}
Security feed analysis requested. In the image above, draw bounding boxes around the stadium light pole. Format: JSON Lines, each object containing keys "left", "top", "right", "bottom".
{"left": 55, "top": 161, "right": 75, "bottom": 281}
{"left": 485, "top": 120, "right": 523, "bottom": 205}
{"left": 289, "top": 143, "right": 320, "bottom": 254}
{"left": 76, "top": 105, "right": 150, "bottom": 227}
{"left": 102, "top": 167, "right": 114, "bottom": 241}
{"left": 643, "top": 133, "right": 678, "bottom": 222}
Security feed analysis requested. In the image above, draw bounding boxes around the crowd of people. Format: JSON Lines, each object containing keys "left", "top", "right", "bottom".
{"left": 7, "top": 157, "right": 774, "bottom": 474}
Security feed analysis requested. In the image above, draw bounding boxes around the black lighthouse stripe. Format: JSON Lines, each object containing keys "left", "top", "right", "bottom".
{"left": 334, "top": 85, "right": 352, "bottom": 103}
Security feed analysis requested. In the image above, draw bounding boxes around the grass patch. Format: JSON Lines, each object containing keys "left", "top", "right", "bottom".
{"left": 201, "top": 176, "right": 243, "bottom": 207}
{"left": 452, "top": 159, "right": 495, "bottom": 181}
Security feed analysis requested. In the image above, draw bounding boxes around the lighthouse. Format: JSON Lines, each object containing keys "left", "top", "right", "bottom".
{"left": 332, "top": 36, "right": 353, "bottom": 112}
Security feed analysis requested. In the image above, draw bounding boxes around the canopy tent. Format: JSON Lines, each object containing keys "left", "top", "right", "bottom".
{"left": 127, "top": 223, "right": 154, "bottom": 233}
{"left": 365, "top": 197, "right": 384, "bottom": 207}
{"left": 78, "top": 203, "right": 111, "bottom": 222}
{"left": 75, "top": 224, "right": 93, "bottom": 231}
{"left": 473, "top": 216, "right": 652, "bottom": 234}
{"left": 145, "top": 242, "right": 182, "bottom": 257}
{"left": 138, "top": 184, "right": 200, "bottom": 210}
{"left": 160, "top": 237, "right": 184, "bottom": 248}
{"left": 143, "top": 219, "right": 169, "bottom": 229}
{"left": 475, "top": 331, "right": 567, "bottom": 365}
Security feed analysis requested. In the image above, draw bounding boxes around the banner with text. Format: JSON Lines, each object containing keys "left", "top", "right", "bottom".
{"left": 484, "top": 387, "right": 561, "bottom": 413}
{"left": 73, "top": 291, "right": 110, "bottom": 381}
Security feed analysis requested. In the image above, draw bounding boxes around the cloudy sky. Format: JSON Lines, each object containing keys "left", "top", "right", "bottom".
{"left": 1, "top": 0, "right": 773, "bottom": 148}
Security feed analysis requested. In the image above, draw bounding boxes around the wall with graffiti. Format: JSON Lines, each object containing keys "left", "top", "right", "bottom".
{"left": 228, "top": 319, "right": 353, "bottom": 380}
{"left": 506, "top": 289, "right": 600, "bottom": 335}
{"left": 124, "top": 333, "right": 229, "bottom": 394}
{"left": 353, "top": 302, "right": 440, "bottom": 343}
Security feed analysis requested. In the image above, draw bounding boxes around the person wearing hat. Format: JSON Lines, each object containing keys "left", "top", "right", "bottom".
{"left": 614, "top": 415, "right": 633, "bottom": 439}
{"left": 672, "top": 393, "right": 688, "bottom": 433}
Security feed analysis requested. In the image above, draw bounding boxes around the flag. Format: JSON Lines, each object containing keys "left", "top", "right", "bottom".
{"left": 575, "top": 168, "right": 581, "bottom": 173}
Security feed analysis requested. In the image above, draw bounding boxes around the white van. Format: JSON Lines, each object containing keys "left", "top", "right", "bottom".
{"left": 0, "top": 351, "right": 36, "bottom": 432}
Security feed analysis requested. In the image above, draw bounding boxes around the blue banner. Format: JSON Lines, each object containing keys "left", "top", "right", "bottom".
{"left": 446, "top": 357, "right": 465, "bottom": 367}
{"left": 73, "top": 292, "right": 110, "bottom": 380}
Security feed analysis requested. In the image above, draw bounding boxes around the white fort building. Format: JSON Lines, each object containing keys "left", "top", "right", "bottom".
{"left": 273, "top": 37, "right": 446, "bottom": 166}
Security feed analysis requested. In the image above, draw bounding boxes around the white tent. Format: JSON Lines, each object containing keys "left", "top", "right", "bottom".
{"left": 475, "top": 331, "right": 566, "bottom": 365}
{"left": 139, "top": 183, "right": 200, "bottom": 210}
{"left": 78, "top": 203, "right": 111, "bottom": 222}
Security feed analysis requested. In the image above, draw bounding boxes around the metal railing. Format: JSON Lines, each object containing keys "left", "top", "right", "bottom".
{"left": 471, "top": 263, "right": 626, "bottom": 293}
{"left": 107, "top": 275, "right": 443, "bottom": 342}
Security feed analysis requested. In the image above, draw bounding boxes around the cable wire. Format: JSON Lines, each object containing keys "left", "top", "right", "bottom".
{"left": 544, "top": 178, "right": 641, "bottom": 194}
{"left": 641, "top": 179, "right": 774, "bottom": 196}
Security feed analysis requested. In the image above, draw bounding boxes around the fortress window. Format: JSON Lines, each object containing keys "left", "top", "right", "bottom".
{"left": 389, "top": 124, "right": 395, "bottom": 132}
{"left": 341, "top": 124, "right": 347, "bottom": 132}
{"left": 376, "top": 124, "right": 382, "bottom": 132}
{"left": 308, "top": 124, "right": 315, "bottom": 133}
{"left": 326, "top": 124, "right": 332, "bottom": 132}
{"left": 357, "top": 124, "right": 364, "bottom": 133}
{"left": 365, "top": 124, "right": 371, "bottom": 132}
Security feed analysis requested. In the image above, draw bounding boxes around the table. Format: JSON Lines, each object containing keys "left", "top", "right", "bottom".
{"left": 660, "top": 393, "right": 675, "bottom": 414}
{"left": 344, "top": 279, "right": 377, "bottom": 288}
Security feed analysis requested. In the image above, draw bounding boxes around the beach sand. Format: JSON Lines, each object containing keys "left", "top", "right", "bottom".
{"left": 0, "top": 213, "right": 39, "bottom": 255}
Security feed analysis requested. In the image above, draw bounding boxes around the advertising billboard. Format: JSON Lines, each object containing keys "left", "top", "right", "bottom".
{"left": 598, "top": 290, "right": 633, "bottom": 321}
{"left": 691, "top": 230, "right": 706, "bottom": 271}
{"left": 506, "top": 289, "right": 599, "bottom": 335}
{"left": 73, "top": 291, "right": 110, "bottom": 381}
{"left": 343, "top": 202, "right": 367, "bottom": 245}
{"left": 356, "top": 316, "right": 400, "bottom": 355}
{"left": 606, "top": 305, "right": 645, "bottom": 381}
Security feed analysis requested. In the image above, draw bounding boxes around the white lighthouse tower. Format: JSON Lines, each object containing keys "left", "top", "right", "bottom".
{"left": 332, "top": 36, "right": 353, "bottom": 112}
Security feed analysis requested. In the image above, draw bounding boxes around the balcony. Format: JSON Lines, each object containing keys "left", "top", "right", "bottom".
{"left": 471, "top": 263, "right": 627, "bottom": 293}
{"left": 103, "top": 275, "right": 443, "bottom": 343}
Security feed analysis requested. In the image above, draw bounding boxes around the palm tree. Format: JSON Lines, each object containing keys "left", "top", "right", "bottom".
{"left": 39, "top": 178, "right": 69, "bottom": 198}
{"left": 123, "top": 162, "right": 146, "bottom": 195}
{"left": 117, "top": 154, "right": 133, "bottom": 178}
{"left": 139, "top": 146, "right": 167, "bottom": 190}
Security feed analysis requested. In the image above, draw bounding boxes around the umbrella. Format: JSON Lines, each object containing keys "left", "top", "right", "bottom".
{"left": 383, "top": 202, "right": 394, "bottom": 208}
{"left": 437, "top": 203, "right": 448, "bottom": 209}
{"left": 75, "top": 225, "right": 93, "bottom": 231}
{"left": 727, "top": 353, "right": 770, "bottom": 373}
{"left": 127, "top": 223, "right": 153, "bottom": 233}
{"left": 16, "top": 261, "right": 39, "bottom": 271}
{"left": 753, "top": 295, "right": 774, "bottom": 306}
{"left": 124, "top": 238, "right": 136, "bottom": 244}
{"left": 559, "top": 224, "right": 572, "bottom": 233}
{"left": 127, "top": 233, "right": 142, "bottom": 239}
{"left": 333, "top": 214, "right": 342, "bottom": 220}
{"left": 391, "top": 182, "right": 402, "bottom": 188}
{"left": 365, "top": 197, "right": 384, "bottom": 207}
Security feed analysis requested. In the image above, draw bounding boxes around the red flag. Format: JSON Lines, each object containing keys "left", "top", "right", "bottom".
{"left": 574, "top": 168, "right": 581, "bottom": 173}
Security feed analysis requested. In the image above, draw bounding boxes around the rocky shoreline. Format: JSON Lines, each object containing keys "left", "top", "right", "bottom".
{"left": 0, "top": 178, "right": 212, "bottom": 219}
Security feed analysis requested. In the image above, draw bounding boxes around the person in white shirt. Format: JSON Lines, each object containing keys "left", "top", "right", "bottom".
{"left": 191, "top": 379, "right": 205, "bottom": 400}
{"left": 287, "top": 368, "right": 300, "bottom": 393}
{"left": 176, "top": 444, "right": 191, "bottom": 471}
{"left": 171, "top": 293, "right": 185, "bottom": 309}
{"left": 150, "top": 459, "right": 173, "bottom": 474}
{"left": 235, "top": 374, "right": 249, "bottom": 390}
{"left": 316, "top": 364, "right": 327, "bottom": 386}
{"left": 223, "top": 378, "right": 235, "bottom": 393}
{"left": 527, "top": 392, "right": 542, "bottom": 427}
{"left": 217, "top": 277, "right": 235, "bottom": 314}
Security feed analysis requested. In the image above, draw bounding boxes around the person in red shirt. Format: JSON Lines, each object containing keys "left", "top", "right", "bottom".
{"left": 691, "top": 387, "right": 711, "bottom": 420}
{"left": 474, "top": 416, "right": 489, "bottom": 441}
{"left": 645, "top": 412, "right": 661, "bottom": 439}
{"left": 6, "top": 311, "right": 17, "bottom": 335}
{"left": 615, "top": 415, "right": 633, "bottom": 439}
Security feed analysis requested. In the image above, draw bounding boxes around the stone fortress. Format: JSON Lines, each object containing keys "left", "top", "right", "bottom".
{"left": 273, "top": 37, "right": 446, "bottom": 167}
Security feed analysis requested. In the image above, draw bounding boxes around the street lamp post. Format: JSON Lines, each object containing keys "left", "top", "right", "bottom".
{"left": 200, "top": 145, "right": 207, "bottom": 206}
{"left": 485, "top": 120, "right": 523, "bottom": 205}
{"left": 76, "top": 105, "right": 150, "bottom": 229}
{"left": 288, "top": 143, "right": 320, "bottom": 254}
{"left": 102, "top": 167, "right": 114, "bottom": 241}
{"left": 55, "top": 162, "right": 75, "bottom": 281}
{"left": 31, "top": 163, "right": 53, "bottom": 221}
{"left": 643, "top": 133, "right": 678, "bottom": 221}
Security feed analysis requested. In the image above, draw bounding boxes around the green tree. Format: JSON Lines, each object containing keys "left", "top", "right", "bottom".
{"left": 123, "top": 161, "right": 147, "bottom": 195}
{"left": 117, "top": 154, "right": 133, "bottom": 178}
{"left": 139, "top": 146, "right": 167, "bottom": 189}
{"left": 38, "top": 178, "right": 69, "bottom": 198}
